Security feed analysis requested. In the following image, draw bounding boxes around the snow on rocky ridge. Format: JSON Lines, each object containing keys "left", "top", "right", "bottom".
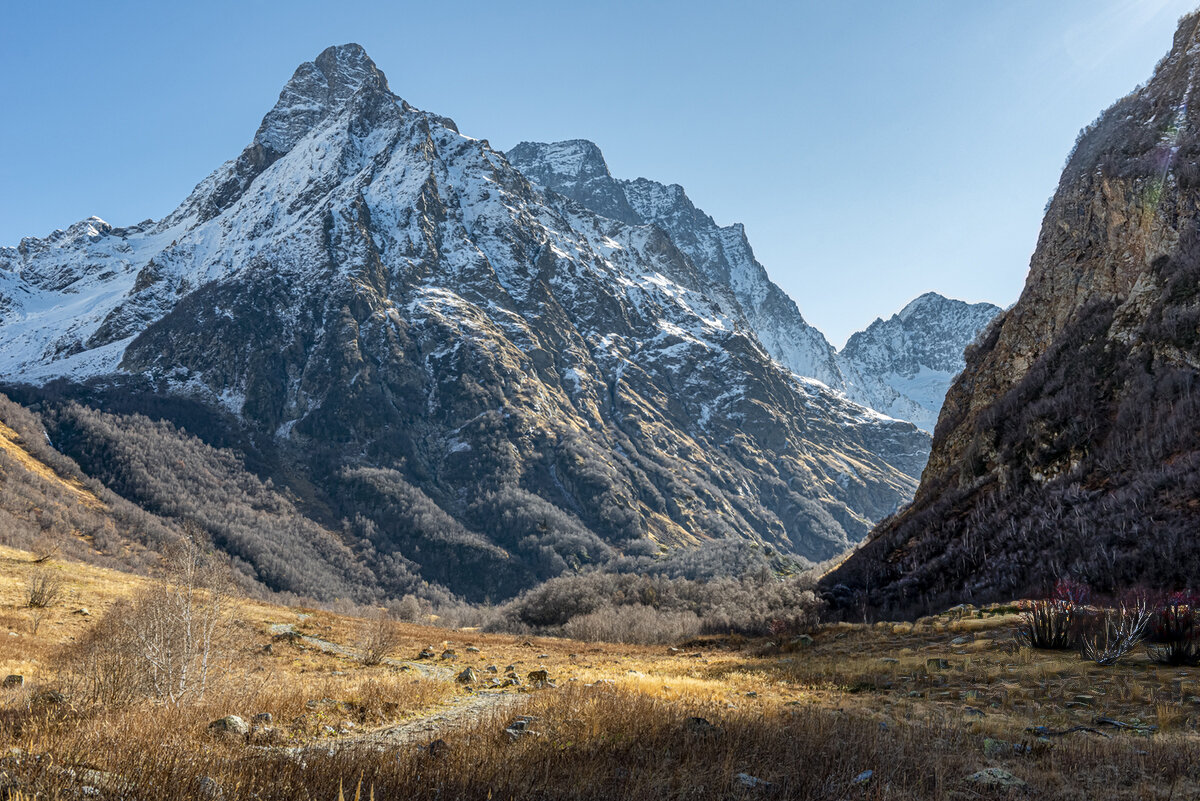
{"left": 506, "top": 140, "right": 1001, "bottom": 434}
{"left": 0, "top": 44, "right": 934, "bottom": 586}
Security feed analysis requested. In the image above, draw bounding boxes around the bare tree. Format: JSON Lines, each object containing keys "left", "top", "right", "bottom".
{"left": 357, "top": 608, "right": 403, "bottom": 666}
{"left": 25, "top": 565, "right": 64, "bottom": 609}
{"left": 122, "top": 537, "right": 237, "bottom": 704}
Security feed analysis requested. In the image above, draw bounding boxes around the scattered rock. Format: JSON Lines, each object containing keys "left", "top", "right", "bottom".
{"left": 790, "top": 634, "right": 814, "bottom": 647}
{"left": 73, "top": 608, "right": 90, "bottom": 616}
{"left": 853, "top": 769, "right": 873, "bottom": 785}
{"left": 880, "top": 657, "right": 900, "bottom": 664}
{"left": 440, "top": 649, "right": 457, "bottom": 660}
{"left": 456, "top": 667, "right": 479, "bottom": 684}
{"left": 1093, "top": 716, "right": 1156, "bottom": 734}
{"left": 208, "top": 716, "right": 249, "bottom": 737}
{"left": 2, "top": 676, "right": 23, "bottom": 689}
{"left": 466, "top": 646, "right": 480, "bottom": 653}
{"left": 965, "top": 768, "right": 1026, "bottom": 789}
{"left": 950, "top": 636, "right": 971, "bottom": 646}
{"left": 527, "top": 669, "right": 550, "bottom": 687}
{"left": 195, "top": 776, "right": 223, "bottom": 800}
{"left": 982, "top": 737, "right": 1030, "bottom": 757}
{"left": 926, "top": 658, "right": 951, "bottom": 671}
{"left": 505, "top": 664, "right": 516, "bottom": 672}
{"left": 248, "top": 726, "right": 281, "bottom": 745}
{"left": 261, "top": 643, "right": 273, "bottom": 655}
{"left": 485, "top": 665, "right": 498, "bottom": 673}
{"left": 686, "top": 716, "right": 719, "bottom": 735}
{"left": 734, "top": 772, "right": 772, "bottom": 790}
{"left": 417, "top": 647, "right": 436, "bottom": 659}
{"left": 30, "top": 690, "right": 65, "bottom": 708}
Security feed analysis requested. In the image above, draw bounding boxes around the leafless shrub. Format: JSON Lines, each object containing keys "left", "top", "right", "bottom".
{"left": 1081, "top": 597, "right": 1152, "bottom": 665}
{"left": 1016, "top": 579, "right": 1090, "bottom": 650}
{"left": 25, "top": 566, "right": 64, "bottom": 609}
{"left": 31, "top": 532, "right": 61, "bottom": 564}
{"left": 1147, "top": 592, "right": 1200, "bottom": 666}
{"left": 57, "top": 599, "right": 151, "bottom": 705}
{"left": 357, "top": 609, "right": 403, "bottom": 666}
{"left": 56, "top": 537, "right": 236, "bottom": 705}
{"left": 562, "top": 604, "right": 702, "bottom": 645}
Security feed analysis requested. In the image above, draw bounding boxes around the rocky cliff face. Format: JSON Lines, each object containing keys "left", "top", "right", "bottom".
{"left": 0, "top": 45, "right": 929, "bottom": 601}
{"left": 837, "top": 293, "right": 1001, "bottom": 433}
{"left": 823, "top": 13, "right": 1200, "bottom": 615}
{"left": 506, "top": 140, "right": 846, "bottom": 388}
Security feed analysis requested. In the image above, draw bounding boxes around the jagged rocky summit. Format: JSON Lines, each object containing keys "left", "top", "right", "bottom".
{"left": 507, "top": 141, "right": 1000, "bottom": 435}
{"left": 838, "top": 293, "right": 1001, "bottom": 433}
{"left": 824, "top": 12, "right": 1200, "bottom": 616}
{"left": 0, "top": 44, "right": 930, "bottom": 601}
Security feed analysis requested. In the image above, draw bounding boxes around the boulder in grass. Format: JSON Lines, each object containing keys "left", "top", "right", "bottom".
{"left": 208, "top": 715, "right": 249, "bottom": 737}
{"left": 734, "top": 773, "right": 772, "bottom": 790}
{"left": 966, "top": 768, "right": 1026, "bottom": 789}
{"left": 456, "top": 667, "right": 478, "bottom": 684}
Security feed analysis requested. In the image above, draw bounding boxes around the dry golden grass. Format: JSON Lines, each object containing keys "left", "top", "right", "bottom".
{"left": 0, "top": 421, "right": 103, "bottom": 510}
{"left": 3, "top": 549, "right": 1200, "bottom": 799}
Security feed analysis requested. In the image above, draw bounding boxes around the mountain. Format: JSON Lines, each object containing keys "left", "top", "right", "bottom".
{"left": 506, "top": 141, "right": 999, "bottom": 434}
{"left": 0, "top": 45, "right": 929, "bottom": 602}
{"left": 837, "top": 293, "right": 1002, "bottom": 433}
{"left": 506, "top": 140, "right": 846, "bottom": 388}
{"left": 823, "top": 12, "right": 1200, "bottom": 616}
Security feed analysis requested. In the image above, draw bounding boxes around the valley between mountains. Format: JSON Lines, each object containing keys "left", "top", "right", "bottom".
{"left": 0, "top": 43, "right": 994, "bottom": 604}
{"left": 7, "top": 9, "right": 1200, "bottom": 799}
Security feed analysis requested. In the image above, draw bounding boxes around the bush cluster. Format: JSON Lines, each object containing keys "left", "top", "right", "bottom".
{"left": 1018, "top": 579, "right": 1200, "bottom": 666}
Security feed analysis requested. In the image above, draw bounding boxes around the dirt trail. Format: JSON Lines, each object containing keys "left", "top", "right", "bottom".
{"left": 266, "top": 621, "right": 530, "bottom": 752}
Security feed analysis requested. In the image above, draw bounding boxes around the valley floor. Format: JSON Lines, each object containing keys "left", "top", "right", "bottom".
{"left": 2, "top": 547, "right": 1199, "bottom": 800}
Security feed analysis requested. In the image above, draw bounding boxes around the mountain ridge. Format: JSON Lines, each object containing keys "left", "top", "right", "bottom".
{"left": 0, "top": 44, "right": 929, "bottom": 602}
{"left": 823, "top": 11, "right": 1200, "bottom": 615}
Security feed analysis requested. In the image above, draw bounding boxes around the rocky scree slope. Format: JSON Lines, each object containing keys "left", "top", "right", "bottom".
{"left": 0, "top": 45, "right": 928, "bottom": 602}
{"left": 824, "top": 12, "right": 1200, "bottom": 615}
{"left": 837, "top": 293, "right": 1001, "bottom": 433}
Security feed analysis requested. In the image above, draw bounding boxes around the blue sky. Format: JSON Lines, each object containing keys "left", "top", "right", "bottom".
{"left": 2, "top": 0, "right": 1195, "bottom": 345}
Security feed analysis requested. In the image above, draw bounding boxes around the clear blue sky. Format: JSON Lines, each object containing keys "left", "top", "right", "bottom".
{"left": 2, "top": 0, "right": 1195, "bottom": 345}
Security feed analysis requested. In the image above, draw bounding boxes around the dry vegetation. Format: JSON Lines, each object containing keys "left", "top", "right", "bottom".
{"left": 2, "top": 548, "right": 1200, "bottom": 800}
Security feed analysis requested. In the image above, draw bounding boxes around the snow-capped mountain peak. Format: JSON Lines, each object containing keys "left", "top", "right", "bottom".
{"left": 0, "top": 46, "right": 931, "bottom": 598}
{"left": 837, "top": 293, "right": 1001, "bottom": 432}
{"left": 507, "top": 139, "right": 846, "bottom": 387}
{"left": 255, "top": 43, "right": 393, "bottom": 156}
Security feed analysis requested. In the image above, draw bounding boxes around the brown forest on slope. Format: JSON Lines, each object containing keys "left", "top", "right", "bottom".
{"left": 0, "top": 392, "right": 176, "bottom": 573}
{"left": 823, "top": 12, "right": 1200, "bottom": 617}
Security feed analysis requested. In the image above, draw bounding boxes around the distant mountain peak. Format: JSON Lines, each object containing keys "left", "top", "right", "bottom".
{"left": 255, "top": 43, "right": 393, "bottom": 156}
{"left": 507, "top": 139, "right": 847, "bottom": 388}
{"left": 837, "top": 293, "right": 1001, "bottom": 433}
{"left": 508, "top": 140, "right": 613, "bottom": 181}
